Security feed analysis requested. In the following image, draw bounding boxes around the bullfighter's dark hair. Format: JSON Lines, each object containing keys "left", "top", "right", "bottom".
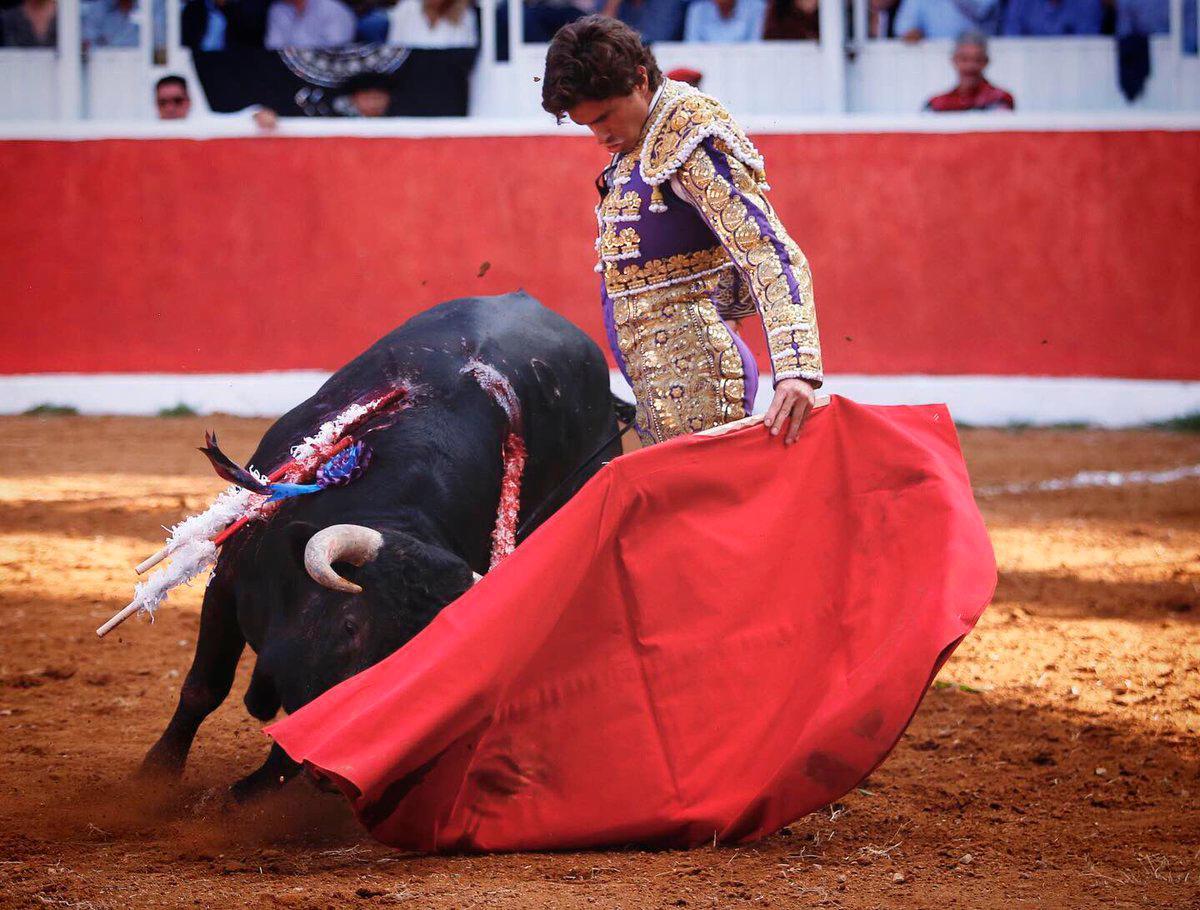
{"left": 541, "top": 15, "right": 662, "bottom": 122}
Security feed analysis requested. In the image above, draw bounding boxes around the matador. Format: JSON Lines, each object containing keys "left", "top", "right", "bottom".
{"left": 543, "top": 16, "right": 823, "bottom": 445}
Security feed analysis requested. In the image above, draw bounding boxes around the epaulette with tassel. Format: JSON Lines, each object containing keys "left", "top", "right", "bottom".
{"left": 639, "top": 79, "right": 769, "bottom": 193}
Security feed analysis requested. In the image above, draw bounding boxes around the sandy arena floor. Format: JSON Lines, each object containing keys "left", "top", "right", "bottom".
{"left": 0, "top": 415, "right": 1197, "bottom": 909}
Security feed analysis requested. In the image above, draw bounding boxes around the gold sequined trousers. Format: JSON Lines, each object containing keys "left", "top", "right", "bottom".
{"left": 609, "top": 268, "right": 750, "bottom": 445}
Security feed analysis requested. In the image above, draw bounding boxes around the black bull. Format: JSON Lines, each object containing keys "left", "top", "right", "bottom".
{"left": 141, "top": 293, "right": 622, "bottom": 801}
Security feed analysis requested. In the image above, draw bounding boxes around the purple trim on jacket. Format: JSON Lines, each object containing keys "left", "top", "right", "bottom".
{"left": 702, "top": 140, "right": 805, "bottom": 383}
{"left": 724, "top": 320, "right": 759, "bottom": 414}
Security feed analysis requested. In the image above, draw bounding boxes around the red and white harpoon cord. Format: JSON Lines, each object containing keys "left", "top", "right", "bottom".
{"left": 461, "top": 359, "right": 527, "bottom": 569}
{"left": 99, "top": 388, "right": 411, "bottom": 638}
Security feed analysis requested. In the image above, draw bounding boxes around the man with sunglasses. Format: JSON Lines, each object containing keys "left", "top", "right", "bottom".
{"left": 543, "top": 16, "right": 822, "bottom": 446}
{"left": 154, "top": 73, "right": 281, "bottom": 129}
{"left": 155, "top": 75, "right": 193, "bottom": 120}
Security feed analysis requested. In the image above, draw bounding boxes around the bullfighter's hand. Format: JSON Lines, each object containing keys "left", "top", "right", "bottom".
{"left": 763, "top": 378, "right": 816, "bottom": 446}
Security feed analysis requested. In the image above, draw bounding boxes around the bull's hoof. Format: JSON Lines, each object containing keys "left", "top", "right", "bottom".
{"left": 228, "top": 771, "right": 291, "bottom": 806}
{"left": 137, "top": 739, "right": 190, "bottom": 782}
{"left": 135, "top": 756, "right": 186, "bottom": 790}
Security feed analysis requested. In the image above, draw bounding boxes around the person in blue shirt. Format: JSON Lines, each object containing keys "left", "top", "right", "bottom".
{"left": 82, "top": 0, "right": 167, "bottom": 47}
{"left": 893, "top": 0, "right": 999, "bottom": 40}
{"left": 182, "top": 0, "right": 268, "bottom": 50}
{"left": 1115, "top": 0, "right": 1168, "bottom": 37}
{"left": 1003, "top": 0, "right": 1104, "bottom": 35}
{"left": 603, "top": 0, "right": 688, "bottom": 42}
{"left": 82, "top": 0, "right": 140, "bottom": 46}
{"left": 684, "top": 0, "right": 767, "bottom": 41}
{"left": 184, "top": 0, "right": 228, "bottom": 48}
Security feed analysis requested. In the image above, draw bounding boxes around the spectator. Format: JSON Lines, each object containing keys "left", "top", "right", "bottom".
{"left": 82, "top": 0, "right": 140, "bottom": 47}
{"left": 1112, "top": 0, "right": 1167, "bottom": 100}
{"left": 181, "top": 0, "right": 269, "bottom": 50}
{"left": 1115, "top": 0, "right": 1167, "bottom": 36}
{"left": 763, "top": 0, "right": 819, "bottom": 39}
{"left": 0, "top": 0, "right": 57, "bottom": 46}
{"left": 684, "top": 0, "right": 766, "bottom": 41}
{"left": 600, "top": 0, "right": 687, "bottom": 42}
{"left": 924, "top": 31, "right": 1013, "bottom": 110}
{"left": 155, "top": 72, "right": 280, "bottom": 128}
{"left": 893, "top": 0, "right": 999, "bottom": 40}
{"left": 1003, "top": 0, "right": 1104, "bottom": 35}
{"left": 494, "top": 1, "right": 595, "bottom": 52}
{"left": 525, "top": 0, "right": 595, "bottom": 42}
{"left": 155, "top": 74, "right": 193, "bottom": 119}
{"left": 332, "top": 70, "right": 397, "bottom": 114}
{"left": 348, "top": 0, "right": 390, "bottom": 41}
{"left": 247, "top": 72, "right": 398, "bottom": 119}
{"left": 265, "top": 0, "right": 356, "bottom": 48}
{"left": 389, "top": 0, "right": 477, "bottom": 46}
{"left": 870, "top": 0, "right": 899, "bottom": 37}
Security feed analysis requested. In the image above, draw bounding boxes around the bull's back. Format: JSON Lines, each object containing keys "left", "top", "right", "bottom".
{"left": 249, "top": 292, "right": 612, "bottom": 475}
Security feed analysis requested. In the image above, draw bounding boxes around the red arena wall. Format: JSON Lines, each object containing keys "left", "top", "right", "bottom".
{"left": 1, "top": 130, "right": 1197, "bottom": 379}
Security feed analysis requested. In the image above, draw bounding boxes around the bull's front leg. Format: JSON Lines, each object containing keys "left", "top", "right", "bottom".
{"left": 228, "top": 743, "right": 301, "bottom": 803}
{"left": 139, "top": 575, "right": 244, "bottom": 780}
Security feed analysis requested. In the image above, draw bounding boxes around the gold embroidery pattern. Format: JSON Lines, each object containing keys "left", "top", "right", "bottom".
{"left": 598, "top": 225, "right": 642, "bottom": 264}
{"left": 640, "top": 82, "right": 767, "bottom": 189}
{"left": 594, "top": 116, "right": 731, "bottom": 299}
{"left": 592, "top": 80, "right": 815, "bottom": 443}
{"left": 674, "top": 139, "right": 823, "bottom": 384}
{"left": 605, "top": 189, "right": 642, "bottom": 222}
{"left": 596, "top": 152, "right": 644, "bottom": 269}
{"left": 605, "top": 246, "right": 730, "bottom": 298}
{"left": 611, "top": 270, "right": 748, "bottom": 444}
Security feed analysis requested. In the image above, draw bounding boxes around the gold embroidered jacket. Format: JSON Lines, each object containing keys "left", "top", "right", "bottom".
{"left": 597, "top": 79, "right": 823, "bottom": 444}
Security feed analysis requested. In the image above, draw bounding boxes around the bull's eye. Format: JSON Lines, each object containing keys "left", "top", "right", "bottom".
{"left": 343, "top": 618, "right": 358, "bottom": 636}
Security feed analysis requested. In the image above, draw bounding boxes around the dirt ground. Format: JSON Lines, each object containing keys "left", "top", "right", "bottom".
{"left": 0, "top": 415, "right": 1197, "bottom": 909}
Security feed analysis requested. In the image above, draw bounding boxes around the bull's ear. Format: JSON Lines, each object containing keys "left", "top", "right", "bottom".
{"left": 383, "top": 540, "right": 477, "bottom": 615}
{"left": 427, "top": 548, "right": 480, "bottom": 604}
{"left": 283, "top": 521, "right": 322, "bottom": 567}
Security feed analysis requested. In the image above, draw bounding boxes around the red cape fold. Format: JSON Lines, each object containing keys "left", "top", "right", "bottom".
{"left": 266, "top": 396, "right": 996, "bottom": 852}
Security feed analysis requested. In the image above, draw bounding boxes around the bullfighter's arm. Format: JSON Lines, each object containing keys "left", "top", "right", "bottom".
{"left": 671, "top": 136, "right": 823, "bottom": 388}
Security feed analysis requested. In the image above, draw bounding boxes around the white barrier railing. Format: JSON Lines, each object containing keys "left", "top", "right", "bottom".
{"left": 56, "top": 0, "right": 81, "bottom": 119}
{"left": 0, "top": 1, "right": 1197, "bottom": 123}
{"left": 819, "top": 0, "right": 847, "bottom": 112}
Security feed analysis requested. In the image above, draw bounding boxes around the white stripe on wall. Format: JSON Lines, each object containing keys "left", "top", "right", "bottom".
{"left": 1, "top": 111, "right": 1198, "bottom": 141}
{"left": 4, "top": 372, "right": 1198, "bottom": 428}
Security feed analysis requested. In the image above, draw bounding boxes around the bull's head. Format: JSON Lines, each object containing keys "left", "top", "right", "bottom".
{"left": 244, "top": 522, "right": 480, "bottom": 720}
{"left": 303, "top": 524, "right": 482, "bottom": 594}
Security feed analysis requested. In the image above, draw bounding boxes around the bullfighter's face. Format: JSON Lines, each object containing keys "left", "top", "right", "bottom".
{"left": 567, "top": 66, "right": 655, "bottom": 157}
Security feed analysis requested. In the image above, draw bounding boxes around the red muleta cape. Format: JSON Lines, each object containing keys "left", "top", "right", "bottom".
{"left": 266, "top": 397, "right": 996, "bottom": 852}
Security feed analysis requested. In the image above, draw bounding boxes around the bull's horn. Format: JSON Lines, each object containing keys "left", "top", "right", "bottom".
{"left": 472, "top": 572, "right": 483, "bottom": 583}
{"left": 304, "top": 524, "right": 384, "bottom": 594}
